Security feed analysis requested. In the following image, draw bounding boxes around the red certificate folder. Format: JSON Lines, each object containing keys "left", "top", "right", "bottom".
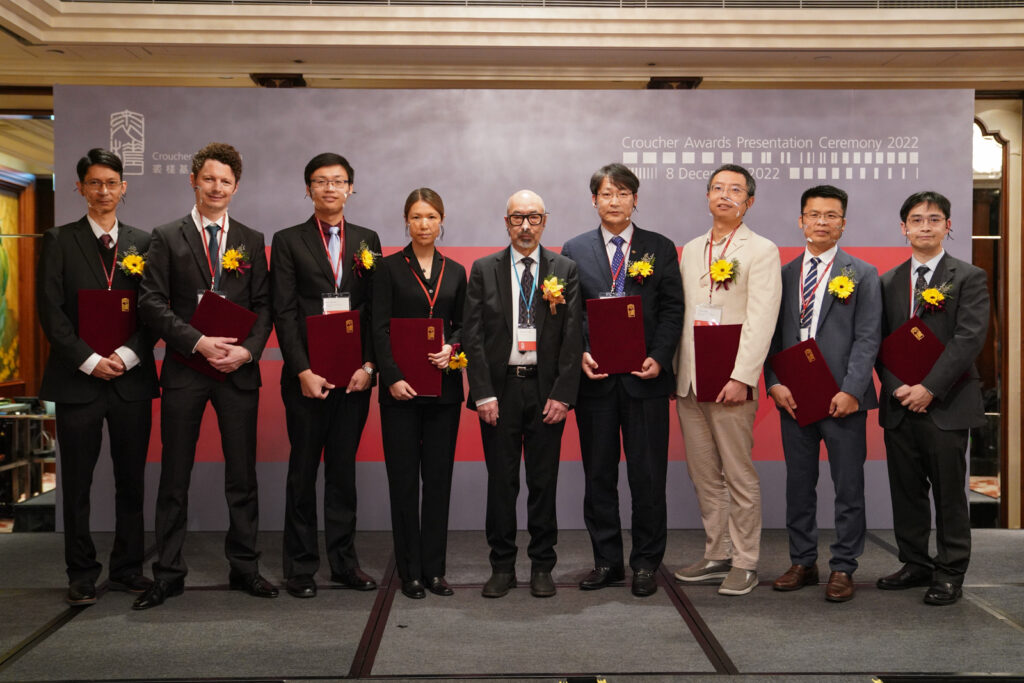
{"left": 693, "top": 324, "right": 754, "bottom": 403}
{"left": 586, "top": 296, "right": 646, "bottom": 375}
{"left": 767, "top": 338, "right": 840, "bottom": 427}
{"left": 170, "top": 291, "right": 258, "bottom": 381}
{"left": 878, "top": 316, "right": 946, "bottom": 387}
{"left": 77, "top": 289, "right": 137, "bottom": 357}
{"left": 389, "top": 318, "right": 443, "bottom": 397}
{"left": 306, "top": 311, "right": 362, "bottom": 387}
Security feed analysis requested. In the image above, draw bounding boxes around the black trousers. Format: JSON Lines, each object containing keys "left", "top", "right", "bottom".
{"left": 56, "top": 385, "right": 151, "bottom": 583}
{"left": 884, "top": 413, "right": 971, "bottom": 584}
{"left": 479, "top": 376, "right": 563, "bottom": 573}
{"left": 575, "top": 379, "right": 669, "bottom": 572}
{"left": 381, "top": 401, "right": 460, "bottom": 581}
{"left": 153, "top": 378, "right": 260, "bottom": 582}
{"left": 780, "top": 410, "right": 867, "bottom": 574}
{"left": 281, "top": 378, "right": 371, "bottom": 578}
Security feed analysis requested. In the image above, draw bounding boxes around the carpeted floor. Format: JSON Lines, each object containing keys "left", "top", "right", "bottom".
{"left": 1, "top": 529, "right": 1022, "bottom": 682}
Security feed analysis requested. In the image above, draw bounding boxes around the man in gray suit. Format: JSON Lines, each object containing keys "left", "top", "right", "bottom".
{"left": 764, "top": 185, "right": 881, "bottom": 603}
{"left": 875, "top": 190, "right": 989, "bottom": 606}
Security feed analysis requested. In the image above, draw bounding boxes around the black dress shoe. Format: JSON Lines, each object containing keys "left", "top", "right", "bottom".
{"left": 330, "top": 568, "right": 378, "bottom": 591}
{"left": 924, "top": 581, "right": 962, "bottom": 606}
{"left": 67, "top": 579, "right": 97, "bottom": 606}
{"left": 229, "top": 572, "right": 279, "bottom": 598}
{"left": 402, "top": 579, "right": 426, "bottom": 599}
{"left": 579, "top": 566, "right": 625, "bottom": 591}
{"left": 285, "top": 574, "right": 317, "bottom": 598}
{"left": 131, "top": 578, "right": 184, "bottom": 610}
{"left": 530, "top": 571, "right": 556, "bottom": 598}
{"left": 425, "top": 576, "right": 454, "bottom": 596}
{"left": 876, "top": 564, "right": 932, "bottom": 590}
{"left": 107, "top": 574, "right": 154, "bottom": 594}
{"left": 632, "top": 568, "right": 658, "bottom": 597}
{"left": 481, "top": 572, "right": 516, "bottom": 598}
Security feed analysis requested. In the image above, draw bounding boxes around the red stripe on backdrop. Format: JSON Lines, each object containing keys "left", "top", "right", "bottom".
{"left": 148, "top": 244, "right": 911, "bottom": 464}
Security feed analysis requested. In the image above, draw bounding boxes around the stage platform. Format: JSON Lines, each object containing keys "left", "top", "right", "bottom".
{"left": 1, "top": 529, "right": 1022, "bottom": 682}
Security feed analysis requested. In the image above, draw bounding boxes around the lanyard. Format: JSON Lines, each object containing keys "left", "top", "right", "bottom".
{"left": 608, "top": 236, "right": 632, "bottom": 290}
{"left": 199, "top": 217, "right": 226, "bottom": 290}
{"left": 798, "top": 254, "right": 836, "bottom": 323}
{"left": 404, "top": 250, "right": 446, "bottom": 318}
{"left": 706, "top": 226, "right": 739, "bottom": 303}
{"left": 315, "top": 216, "right": 345, "bottom": 292}
{"left": 512, "top": 257, "right": 537, "bottom": 323}
{"left": 97, "top": 238, "right": 119, "bottom": 291}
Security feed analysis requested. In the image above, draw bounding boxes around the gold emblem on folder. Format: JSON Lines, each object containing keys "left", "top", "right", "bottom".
{"left": 627, "top": 304, "right": 636, "bottom": 318}
{"left": 911, "top": 326, "right": 924, "bottom": 341}
{"left": 121, "top": 297, "right": 130, "bottom": 312}
{"left": 427, "top": 326, "right": 436, "bottom": 340}
{"left": 345, "top": 319, "right": 354, "bottom": 334}
{"left": 804, "top": 349, "right": 816, "bottom": 363}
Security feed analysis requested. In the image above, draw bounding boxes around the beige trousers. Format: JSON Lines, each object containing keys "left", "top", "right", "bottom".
{"left": 676, "top": 391, "right": 761, "bottom": 571}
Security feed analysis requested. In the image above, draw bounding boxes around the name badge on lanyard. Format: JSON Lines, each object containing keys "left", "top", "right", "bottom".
{"left": 694, "top": 303, "right": 722, "bottom": 327}
{"left": 322, "top": 292, "right": 351, "bottom": 314}
{"left": 517, "top": 325, "right": 537, "bottom": 352}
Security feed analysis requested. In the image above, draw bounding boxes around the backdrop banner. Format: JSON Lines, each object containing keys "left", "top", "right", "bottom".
{"left": 53, "top": 86, "right": 973, "bottom": 531}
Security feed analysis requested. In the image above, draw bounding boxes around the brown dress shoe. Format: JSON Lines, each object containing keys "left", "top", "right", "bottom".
{"left": 772, "top": 564, "right": 819, "bottom": 592}
{"left": 825, "top": 571, "right": 854, "bottom": 602}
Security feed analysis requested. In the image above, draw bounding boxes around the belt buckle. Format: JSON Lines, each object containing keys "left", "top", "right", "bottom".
{"left": 515, "top": 365, "right": 530, "bottom": 378}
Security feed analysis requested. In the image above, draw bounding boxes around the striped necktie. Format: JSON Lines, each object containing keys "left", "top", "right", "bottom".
{"left": 799, "top": 256, "right": 820, "bottom": 331}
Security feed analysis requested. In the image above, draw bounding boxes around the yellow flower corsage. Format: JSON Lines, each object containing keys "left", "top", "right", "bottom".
{"left": 117, "top": 245, "right": 146, "bottom": 277}
{"left": 445, "top": 344, "right": 468, "bottom": 373}
{"left": 916, "top": 280, "right": 952, "bottom": 313}
{"left": 827, "top": 266, "right": 857, "bottom": 304}
{"left": 627, "top": 253, "right": 655, "bottom": 284}
{"left": 709, "top": 258, "right": 740, "bottom": 290}
{"left": 221, "top": 245, "right": 251, "bottom": 276}
{"left": 353, "top": 240, "right": 380, "bottom": 277}
{"left": 541, "top": 275, "right": 567, "bottom": 315}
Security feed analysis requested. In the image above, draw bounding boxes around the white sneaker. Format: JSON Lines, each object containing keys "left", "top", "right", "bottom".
{"left": 718, "top": 567, "right": 758, "bottom": 596}
{"left": 674, "top": 559, "right": 731, "bottom": 583}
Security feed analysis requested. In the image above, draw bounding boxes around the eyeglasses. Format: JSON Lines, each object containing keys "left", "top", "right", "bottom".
{"left": 802, "top": 211, "right": 845, "bottom": 225}
{"left": 709, "top": 184, "right": 748, "bottom": 199}
{"left": 83, "top": 179, "right": 123, "bottom": 191}
{"left": 596, "top": 191, "right": 634, "bottom": 202}
{"left": 906, "top": 215, "right": 947, "bottom": 228}
{"left": 309, "top": 178, "right": 351, "bottom": 190}
{"left": 506, "top": 213, "right": 546, "bottom": 226}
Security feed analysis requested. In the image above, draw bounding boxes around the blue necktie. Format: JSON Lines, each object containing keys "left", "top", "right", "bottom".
{"left": 800, "top": 256, "right": 820, "bottom": 331}
{"left": 610, "top": 235, "right": 626, "bottom": 293}
{"left": 328, "top": 226, "right": 341, "bottom": 287}
{"left": 205, "top": 224, "right": 221, "bottom": 289}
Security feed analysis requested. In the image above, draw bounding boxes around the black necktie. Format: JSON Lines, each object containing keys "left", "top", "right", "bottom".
{"left": 519, "top": 256, "right": 534, "bottom": 326}
{"left": 915, "top": 265, "right": 930, "bottom": 294}
{"left": 97, "top": 234, "right": 115, "bottom": 271}
{"left": 206, "top": 224, "right": 221, "bottom": 289}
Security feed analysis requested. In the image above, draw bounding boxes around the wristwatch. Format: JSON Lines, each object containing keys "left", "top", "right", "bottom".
{"left": 362, "top": 364, "right": 376, "bottom": 377}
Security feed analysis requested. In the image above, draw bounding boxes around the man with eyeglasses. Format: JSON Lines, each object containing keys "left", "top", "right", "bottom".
{"left": 875, "top": 191, "right": 988, "bottom": 606}
{"left": 135, "top": 142, "right": 275, "bottom": 609}
{"left": 763, "top": 185, "right": 882, "bottom": 602}
{"left": 673, "top": 164, "right": 781, "bottom": 596}
{"left": 269, "top": 153, "right": 382, "bottom": 598}
{"left": 463, "top": 190, "right": 582, "bottom": 598}
{"left": 37, "top": 148, "right": 159, "bottom": 605}
{"left": 561, "top": 163, "right": 683, "bottom": 597}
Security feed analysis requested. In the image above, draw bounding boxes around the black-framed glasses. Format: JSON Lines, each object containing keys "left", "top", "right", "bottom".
{"left": 83, "top": 179, "right": 123, "bottom": 191}
{"left": 309, "top": 178, "right": 351, "bottom": 190}
{"left": 506, "top": 213, "right": 546, "bottom": 226}
{"left": 906, "top": 215, "right": 947, "bottom": 228}
{"left": 801, "top": 211, "right": 845, "bottom": 225}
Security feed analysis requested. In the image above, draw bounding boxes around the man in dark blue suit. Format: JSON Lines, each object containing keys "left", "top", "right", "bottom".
{"left": 764, "top": 185, "right": 881, "bottom": 602}
{"left": 561, "top": 163, "right": 683, "bottom": 597}
{"left": 875, "top": 191, "right": 989, "bottom": 606}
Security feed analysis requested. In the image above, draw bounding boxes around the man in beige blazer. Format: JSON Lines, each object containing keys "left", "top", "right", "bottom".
{"left": 673, "top": 164, "right": 782, "bottom": 596}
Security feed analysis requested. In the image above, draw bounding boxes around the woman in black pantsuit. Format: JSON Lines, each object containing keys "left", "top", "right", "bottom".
{"left": 372, "top": 188, "right": 467, "bottom": 599}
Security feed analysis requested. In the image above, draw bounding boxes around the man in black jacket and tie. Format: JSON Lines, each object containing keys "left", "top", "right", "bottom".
{"left": 463, "top": 189, "right": 582, "bottom": 599}
{"left": 37, "top": 148, "right": 159, "bottom": 605}
{"left": 270, "top": 153, "right": 382, "bottom": 598}
{"left": 134, "top": 142, "right": 275, "bottom": 609}
{"left": 875, "top": 191, "right": 989, "bottom": 606}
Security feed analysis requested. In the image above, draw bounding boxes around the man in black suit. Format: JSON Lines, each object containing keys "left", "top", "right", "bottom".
{"left": 463, "top": 189, "right": 582, "bottom": 599}
{"left": 875, "top": 190, "right": 989, "bottom": 606}
{"left": 134, "top": 142, "right": 276, "bottom": 609}
{"left": 37, "top": 148, "right": 159, "bottom": 605}
{"left": 270, "top": 153, "right": 381, "bottom": 599}
{"left": 561, "top": 164, "right": 683, "bottom": 597}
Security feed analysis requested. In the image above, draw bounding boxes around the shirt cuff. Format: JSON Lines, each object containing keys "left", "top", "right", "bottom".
{"left": 114, "top": 346, "right": 140, "bottom": 371}
{"left": 475, "top": 397, "right": 497, "bottom": 408}
{"left": 79, "top": 353, "right": 102, "bottom": 376}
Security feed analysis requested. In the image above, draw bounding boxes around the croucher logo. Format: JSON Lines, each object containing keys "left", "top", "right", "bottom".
{"left": 109, "top": 110, "right": 145, "bottom": 176}
{"left": 121, "top": 297, "right": 130, "bottom": 312}
{"left": 804, "top": 348, "right": 815, "bottom": 363}
{"left": 345, "top": 319, "right": 354, "bottom": 334}
{"left": 627, "top": 303, "right": 636, "bottom": 318}
{"left": 427, "top": 326, "right": 436, "bottom": 341}
{"left": 911, "top": 326, "right": 924, "bottom": 341}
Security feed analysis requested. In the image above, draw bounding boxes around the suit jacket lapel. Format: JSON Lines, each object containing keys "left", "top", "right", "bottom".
{"left": 783, "top": 259, "right": 802, "bottom": 338}
{"left": 535, "top": 247, "right": 551, "bottom": 339}
{"left": 182, "top": 216, "right": 215, "bottom": 289}
{"left": 300, "top": 218, "right": 336, "bottom": 288}
{"left": 72, "top": 218, "right": 108, "bottom": 289}
{"left": 497, "top": 249, "right": 513, "bottom": 336}
{"left": 338, "top": 223, "right": 361, "bottom": 292}
{"left": 815, "top": 248, "right": 847, "bottom": 329}
{"left": 589, "top": 228, "right": 611, "bottom": 291}
{"left": 891, "top": 259, "right": 912, "bottom": 324}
